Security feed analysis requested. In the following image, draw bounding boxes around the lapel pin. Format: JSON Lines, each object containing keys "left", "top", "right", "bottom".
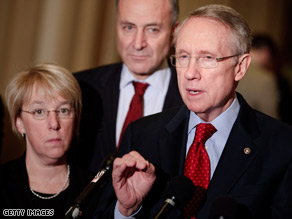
{"left": 243, "top": 147, "right": 251, "bottom": 154}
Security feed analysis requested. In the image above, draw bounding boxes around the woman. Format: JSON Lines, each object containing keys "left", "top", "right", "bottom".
{"left": 0, "top": 64, "right": 95, "bottom": 217}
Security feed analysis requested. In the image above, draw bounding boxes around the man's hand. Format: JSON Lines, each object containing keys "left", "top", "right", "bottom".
{"left": 112, "top": 151, "right": 156, "bottom": 216}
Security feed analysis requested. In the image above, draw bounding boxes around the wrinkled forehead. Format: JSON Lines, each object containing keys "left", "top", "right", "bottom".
{"left": 117, "top": 0, "right": 172, "bottom": 25}
{"left": 176, "top": 17, "right": 234, "bottom": 54}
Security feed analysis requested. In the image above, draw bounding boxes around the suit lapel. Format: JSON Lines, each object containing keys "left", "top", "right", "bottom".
{"left": 210, "top": 94, "right": 260, "bottom": 192}
{"left": 197, "top": 95, "right": 261, "bottom": 218}
{"left": 208, "top": 121, "right": 258, "bottom": 194}
{"left": 158, "top": 106, "right": 190, "bottom": 177}
{"left": 102, "top": 63, "right": 122, "bottom": 150}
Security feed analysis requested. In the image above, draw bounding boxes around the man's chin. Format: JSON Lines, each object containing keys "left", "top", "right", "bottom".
{"left": 128, "top": 66, "right": 155, "bottom": 79}
{"left": 133, "top": 72, "right": 153, "bottom": 80}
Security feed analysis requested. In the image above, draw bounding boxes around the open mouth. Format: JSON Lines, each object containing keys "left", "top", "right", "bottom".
{"left": 187, "top": 88, "right": 202, "bottom": 95}
{"left": 189, "top": 90, "right": 200, "bottom": 94}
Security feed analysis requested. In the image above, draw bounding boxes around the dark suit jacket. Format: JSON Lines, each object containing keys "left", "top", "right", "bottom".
{"left": 71, "top": 62, "right": 183, "bottom": 172}
{"left": 0, "top": 154, "right": 95, "bottom": 218}
{"left": 117, "top": 93, "right": 292, "bottom": 218}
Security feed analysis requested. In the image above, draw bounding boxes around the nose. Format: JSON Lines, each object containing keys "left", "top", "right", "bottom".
{"left": 47, "top": 111, "right": 61, "bottom": 130}
{"left": 133, "top": 29, "right": 147, "bottom": 50}
{"left": 184, "top": 58, "right": 201, "bottom": 80}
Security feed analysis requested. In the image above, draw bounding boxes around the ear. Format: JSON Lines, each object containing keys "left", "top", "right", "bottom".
{"left": 16, "top": 116, "right": 25, "bottom": 135}
{"left": 170, "top": 22, "right": 180, "bottom": 47}
{"left": 234, "top": 54, "right": 251, "bottom": 82}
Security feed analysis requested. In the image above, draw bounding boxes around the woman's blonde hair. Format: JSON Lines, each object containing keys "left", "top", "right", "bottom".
{"left": 5, "top": 63, "right": 82, "bottom": 137}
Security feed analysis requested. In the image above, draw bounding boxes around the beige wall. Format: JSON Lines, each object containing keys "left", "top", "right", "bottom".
{"left": 0, "top": 0, "right": 289, "bottom": 163}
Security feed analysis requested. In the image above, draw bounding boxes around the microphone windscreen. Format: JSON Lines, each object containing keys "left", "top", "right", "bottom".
{"left": 163, "top": 176, "right": 195, "bottom": 209}
{"left": 209, "top": 196, "right": 251, "bottom": 219}
{"left": 100, "top": 153, "right": 118, "bottom": 171}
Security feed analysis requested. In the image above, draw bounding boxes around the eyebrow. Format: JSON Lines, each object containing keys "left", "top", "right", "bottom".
{"left": 176, "top": 49, "right": 216, "bottom": 56}
{"left": 198, "top": 50, "right": 215, "bottom": 55}
{"left": 145, "top": 23, "right": 160, "bottom": 27}
{"left": 119, "top": 21, "right": 161, "bottom": 27}
{"left": 176, "top": 49, "right": 190, "bottom": 54}
{"left": 29, "top": 100, "right": 71, "bottom": 108}
{"left": 119, "top": 21, "right": 135, "bottom": 25}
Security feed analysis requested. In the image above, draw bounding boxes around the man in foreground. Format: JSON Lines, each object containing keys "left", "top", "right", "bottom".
{"left": 110, "top": 4, "right": 292, "bottom": 218}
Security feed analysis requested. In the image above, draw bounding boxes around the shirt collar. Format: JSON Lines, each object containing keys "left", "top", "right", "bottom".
{"left": 120, "top": 63, "right": 170, "bottom": 92}
{"left": 188, "top": 97, "right": 240, "bottom": 136}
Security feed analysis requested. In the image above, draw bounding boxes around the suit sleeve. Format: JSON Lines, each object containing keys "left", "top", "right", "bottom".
{"left": 271, "top": 158, "right": 292, "bottom": 218}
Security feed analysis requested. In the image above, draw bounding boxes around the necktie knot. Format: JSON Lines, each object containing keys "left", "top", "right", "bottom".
{"left": 133, "top": 81, "right": 149, "bottom": 96}
{"left": 194, "top": 123, "right": 216, "bottom": 144}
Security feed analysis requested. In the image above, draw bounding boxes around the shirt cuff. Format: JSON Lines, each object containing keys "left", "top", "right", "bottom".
{"left": 114, "top": 201, "right": 142, "bottom": 219}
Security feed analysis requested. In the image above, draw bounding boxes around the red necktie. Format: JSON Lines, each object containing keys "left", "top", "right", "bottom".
{"left": 117, "top": 81, "right": 149, "bottom": 150}
{"left": 183, "top": 123, "right": 217, "bottom": 219}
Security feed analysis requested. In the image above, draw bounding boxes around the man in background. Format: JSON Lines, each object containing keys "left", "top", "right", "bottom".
{"left": 236, "top": 34, "right": 280, "bottom": 119}
{"left": 72, "top": 0, "right": 182, "bottom": 171}
{"left": 237, "top": 34, "right": 292, "bottom": 124}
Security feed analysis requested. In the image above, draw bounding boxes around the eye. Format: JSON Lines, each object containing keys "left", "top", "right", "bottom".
{"left": 202, "top": 55, "right": 215, "bottom": 61}
{"left": 33, "top": 109, "right": 46, "bottom": 115}
{"left": 147, "top": 27, "right": 159, "bottom": 33}
{"left": 123, "top": 24, "right": 134, "bottom": 31}
{"left": 178, "top": 54, "right": 190, "bottom": 60}
{"left": 59, "top": 108, "right": 71, "bottom": 115}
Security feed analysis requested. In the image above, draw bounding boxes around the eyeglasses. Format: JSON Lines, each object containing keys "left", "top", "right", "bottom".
{"left": 21, "top": 108, "right": 74, "bottom": 120}
{"left": 170, "top": 54, "right": 241, "bottom": 69}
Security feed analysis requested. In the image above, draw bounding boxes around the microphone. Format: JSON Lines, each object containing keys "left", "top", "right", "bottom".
{"left": 209, "top": 196, "right": 251, "bottom": 219}
{"left": 65, "top": 153, "right": 118, "bottom": 218}
{"left": 153, "top": 176, "right": 195, "bottom": 219}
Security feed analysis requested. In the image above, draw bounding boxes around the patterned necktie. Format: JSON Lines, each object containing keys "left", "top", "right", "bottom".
{"left": 117, "top": 81, "right": 149, "bottom": 150}
{"left": 183, "top": 123, "right": 217, "bottom": 218}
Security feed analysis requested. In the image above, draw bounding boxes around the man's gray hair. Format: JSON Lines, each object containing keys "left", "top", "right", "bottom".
{"left": 175, "top": 4, "right": 252, "bottom": 55}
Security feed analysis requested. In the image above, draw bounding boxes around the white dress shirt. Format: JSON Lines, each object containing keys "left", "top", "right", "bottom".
{"left": 116, "top": 64, "right": 171, "bottom": 145}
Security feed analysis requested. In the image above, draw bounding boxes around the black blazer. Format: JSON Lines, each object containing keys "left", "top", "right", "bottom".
{"left": 117, "top": 93, "right": 292, "bottom": 218}
{"left": 71, "top": 62, "right": 183, "bottom": 172}
{"left": 0, "top": 155, "right": 95, "bottom": 218}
